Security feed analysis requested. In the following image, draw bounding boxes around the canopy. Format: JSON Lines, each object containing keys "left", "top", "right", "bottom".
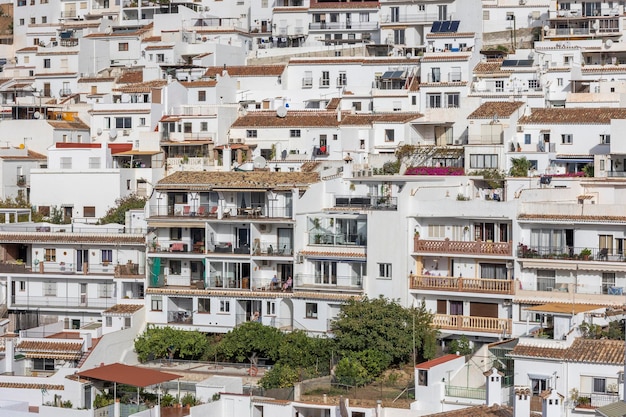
{"left": 76, "top": 363, "right": 180, "bottom": 387}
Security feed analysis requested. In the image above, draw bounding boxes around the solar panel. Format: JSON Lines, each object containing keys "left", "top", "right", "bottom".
{"left": 501, "top": 59, "right": 534, "bottom": 67}
{"left": 501, "top": 60, "right": 517, "bottom": 67}
{"left": 381, "top": 71, "right": 395, "bottom": 79}
{"left": 449, "top": 21, "right": 460, "bottom": 32}
{"left": 431, "top": 21, "right": 442, "bottom": 33}
{"left": 440, "top": 21, "right": 451, "bottom": 32}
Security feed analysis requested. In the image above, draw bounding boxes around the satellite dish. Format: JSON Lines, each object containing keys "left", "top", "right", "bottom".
{"left": 276, "top": 106, "right": 287, "bottom": 118}
{"left": 543, "top": 25, "right": 550, "bottom": 32}
{"left": 605, "top": 39, "right": 614, "bottom": 48}
{"left": 33, "top": 111, "right": 40, "bottom": 119}
{"left": 109, "top": 128, "right": 118, "bottom": 140}
{"left": 97, "top": 128, "right": 103, "bottom": 136}
{"left": 592, "top": 22, "right": 599, "bottom": 30}
{"left": 253, "top": 156, "right": 267, "bottom": 169}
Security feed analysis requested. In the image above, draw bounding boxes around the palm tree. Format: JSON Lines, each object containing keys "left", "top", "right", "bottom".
{"left": 509, "top": 157, "right": 532, "bottom": 177}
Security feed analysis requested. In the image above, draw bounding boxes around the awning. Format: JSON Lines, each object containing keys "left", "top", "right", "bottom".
{"left": 551, "top": 158, "right": 593, "bottom": 163}
{"left": 114, "top": 150, "right": 161, "bottom": 156}
{"left": 528, "top": 373, "right": 552, "bottom": 380}
{"left": 76, "top": 363, "right": 180, "bottom": 387}
{"left": 525, "top": 303, "right": 606, "bottom": 314}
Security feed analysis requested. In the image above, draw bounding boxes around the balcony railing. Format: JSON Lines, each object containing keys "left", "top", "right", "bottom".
{"left": 295, "top": 273, "right": 363, "bottom": 289}
{"left": 168, "top": 310, "right": 192, "bottom": 324}
{"left": 380, "top": 12, "right": 443, "bottom": 23}
{"left": 433, "top": 314, "right": 511, "bottom": 334}
{"left": 148, "top": 204, "right": 293, "bottom": 219}
{"left": 334, "top": 195, "right": 398, "bottom": 210}
{"left": 12, "top": 295, "right": 115, "bottom": 309}
{"left": 409, "top": 275, "right": 514, "bottom": 295}
{"left": 309, "top": 232, "right": 367, "bottom": 246}
{"left": 308, "top": 22, "right": 379, "bottom": 31}
{"left": 574, "top": 392, "right": 620, "bottom": 409}
{"left": 517, "top": 244, "right": 624, "bottom": 262}
{"left": 445, "top": 385, "right": 486, "bottom": 400}
{"left": 414, "top": 238, "right": 512, "bottom": 256}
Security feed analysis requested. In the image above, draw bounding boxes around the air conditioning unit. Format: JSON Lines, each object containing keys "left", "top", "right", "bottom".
{"left": 261, "top": 259, "right": 269, "bottom": 266}
{"left": 228, "top": 138, "right": 235, "bottom": 144}
{"left": 517, "top": 126, "right": 524, "bottom": 132}
{"left": 236, "top": 138, "right": 243, "bottom": 143}
{"left": 259, "top": 224, "right": 271, "bottom": 233}
{"left": 123, "top": 129, "right": 130, "bottom": 136}
{"left": 296, "top": 253, "right": 304, "bottom": 263}
{"left": 454, "top": 139, "right": 461, "bottom": 145}
{"left": 163, "top": 267, "right": 170, "bottom": 275}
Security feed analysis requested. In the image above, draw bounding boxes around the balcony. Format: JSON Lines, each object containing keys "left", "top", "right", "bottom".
{"left": 517, "top": 244, "right": 624, "bottom": 262}
{"left": 12, "top": 295, "right": 115, "bottom": 309}
{"left": 433, "top": 314, "right": 511, "bottom": 334}
{"left": 410, "top": 275, "right": 514, "bottom": 295}
{"left": 148, "top": 204, "right": 292, "bottom": 219}
{"left": 309, "top": 232, "right": 366, "bottom": 246}
{"left": 380, "top": 12, "right": 442, "bottom": 24}
{"left": 335, "top": 195, "right": 398, "bottom": 210}
{"left": 168, "top": 310, "right": 192, "bottom": 324}
{"left": 414, "top": 238, "right": 512, "bottom": 256}
{"left": 308, "top": 22, "right": 379, "bottom": 31}
{"left": 295, "top": 273, "right": 363, "bottom": 291}
{"left": 574, "top": 392, "right": 619, "bottom": 409}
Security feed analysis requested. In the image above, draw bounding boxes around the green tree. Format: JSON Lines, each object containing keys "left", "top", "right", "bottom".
{"left": 509, "top": 157, "right": 532, "bottom": 177}
{"left": 582, "top": 163, "right": 594, "bottom": 178}
{"left": 277, "top": 330, "right": 333, "bottom": 372}
{"left": 334, "top": 356, "right": 370, "bottom": 387}
{"left": 99, "top": 194, "right": 147, "bottom": 225}
{"left": 217, "top": 321, "right": 283, "bottom": 363}
{"left": 331, "top": 297, "right": 437, "bottom": 365}
{"left": 351, "top": 349, "right": 391, "bottom": 379}
{"left": 134, "top": 326, "right": 211, "bottom": 362}
{"left": 259, "top": 363, "right": 300, "bottom": 389}
{"left": 446, "top": 335, "right": 473, "bottom": 355}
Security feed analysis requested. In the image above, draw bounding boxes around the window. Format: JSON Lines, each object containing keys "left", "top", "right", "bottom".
{"left": 391, "top": 6, "right": 399, "bottom": 22}
{"left": 106, "top": 317, "right": 112, "bottom": 327}
{"left": 602, "top": 273, "right": 616, "bottom": 294}
{"left": 600, "top": 159, "right": 605, "bottom": 171}
{"left": 266, "top": 301, "right": 276, "bottom": 315}
{"left": 101, "top": 249, "right": 113, "bottom": 263}
{"left": 445, "top": 93, "right": 460, "bottom": 108}
{"left": 43, "top": 281, "right": 56, "bottom": 296}
{"left": 524, "top": 134, "right": 531, "bottom": 145}
{"left": 480, "top": 263, "right": 507, "bottom": 279}
{"left": 428, "top": 224, "right": 446, "bottom": 238}
{"left": 118, "top": 42, "right": 129, "bottom": 51}
{"left": 44, "top": 248, "right": 56, "bottom": 262}
{"left": 170, "top": 227, "right": 182, "bottom": 240}
{"left": 30, "top": 17, "right": 36, "bottom": 24}
{"left": 528, "top": 79, "right": 540, "bottom": 90}
{"left": 198, "top": 298, "right": 211, "bottom": 313}
{"left": 220, "top": 300, "right": 230, "bottom": 313}
{"left": 151, "top": 296, "right": 163, "bottom": 311}
{"left": 338, "top": 72, "right": 347, "bottom": 86}
{"left": 470, "top": 154, "right": 498, "bottom": 169}
{"left": 561, "top": 134, "right": 572, "bottom": 144}
{"left": 393, "top": 29, "right": 405, "bottom": 44}
{"left": 303, "top": 71, "right": 313, "bottom": 88}
{"left": 43, "top": 59, "right": 51, "bottom": 68}
{"left": 412, "top": 96, "right": 417, "bottom": 105}
{"left": 33, "top": 358, "right": 55, "bottom": 371}
{"left": 198, "top": 90, "right": 206, "bottom": 101}
{"left": 19, "top": 19, "right": 24, "bottom": 26}
{"left": 418, "top": 370, "right": 428, "bottom": 386}
{"left": 98, "top": 283, "right": 113, "bottom": 298}
{"left": 42, "top": 16, "right": 47, "bottom": 23}
{"left": 19, "top": 281, "right": 25, "bottom": 291}
{"left": 599, "top": 234, "right": 613, "bottom": 254}
{"left": 359, "top": 12, "right": 369, "bottom": 22}
{"left": 537, "top": 269, "right": 556, "bottom": 291}
{"left": 593, "top": 378, "right": 607, "bottom": 393}
{"left": 483, "top": 10, "right": 490, "bottom": 20}
{"left": 495, "top": 80, "right": 504, "bottom": 92}
{"left": 115, "top": 117, "right": 132, "bottom": 129}
{"left": 393, "top": 101, "right": 401, "bottom": 111}
{"left": 200, "top": 122, "right": 208, "bottom": 131}
{"left": 321, "top": 71, "right": 330, "bottom": 87}
{"left": 557, "top": 78, "right": 563, "bottom": 86}
{"left": 169, "top": 260, "right": 181, "bottom": 275}
{"left": 601, "top": 134, "right": 611, "bottom": 144}
{"left": 378, "top": 263, "right": 392, "bottom": 279}
{"left": 84, "top": 206, "right": 96, "bottom": 217}
{"left": 418, "top": 4, "right": 425, "bottom": 11}
{"left": 305, "top": 302, "right": 318, "bottom": 318}
{"left": 290, "top": 129, "right": 301, "bottom": 138}
{"left": 124, "top": 317, "right": 131, "bottom": 328}
{"left": 427, "top": 94, "right": 441, "bottom": 108}
{"left": 104, "top": 117, "right": 111, "bottom": 129}
{"left": 352, "top": 102, "right": 361, "bottom": 111}
{"left": 139, "top": 117, "right": 146, "bottom": 126}
{"left": 384, "top": 129, "right": 395, "bottom": 142}
{"left": 246, "top": 130, "right": 257, "bottom": 138}
{"left": 531, "top": 378, "right": 548, "bottom": 396}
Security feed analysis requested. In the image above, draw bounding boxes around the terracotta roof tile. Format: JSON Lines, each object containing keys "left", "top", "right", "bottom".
{"left": 518, "top": 213, "right": 626, "bottom": 223}
{"left": 48, "top": 119, "right": 90, "bottom": 130}
{"left": 144, "top": 44, "right": 173, "bottom": 50}
{"left": 204, "top": 65, "right": 285, "bottom": 78}
{"left": 143, "top": 36, "right": 162, "bottom": 42}
{"left": 290, "top": 58, "right": 420, "bottom": 65}
{"left": 180, "top": 80, "right": 217, "bottom": 88}
{"left": 510, "top": 339, "right": 625, "bottom": 365}
{"left": 113, "top": 80, "right": 167, "bottom": 93}
{"left": 509, "top": 343, "right": 568, "bottom": 360}
{"left": 468, "top": 101, "right": 525, "bottom": 119}
{"left": 423, "top": 404, "right": 521, "bottom": 417}
{"left": 0, "top": 150, "right": 46, "bottom": 160}
{"left": 103, "top": 304, "right": 143, "bottom": 315}
{"left": 326, "top": 97, "right": 340, "bottom": 110}
{"left": 310, "top": 0, "right": 379, "bottom": 8}
{"left": 145, "top": 287, "right": 360, "bottom": 301}
{"left": 0, "top": 382, "right": 64, "bottom": 390}
{"left": 416, "top": 354, "right": 461, "bottom": 369}
{"left": 117, "top": 70, "right": 143, "bottom": 84}
{"left": 421, "top": 54, "right": 472, "bottom": 63}
{"left": 519, "top": 108, "right": 626, "bottom": 124}
{"left": 231, "top": 110, "right": 339, "bottom": 128}
{"left": 340, "top": 112, "right": 422, "bottom": 125}
{"left": 78, "top": 77, "right": 115, "bottom": 83}
{"left": 474, "top": 61, "right": 504, "bottom": 74}
{"left": 0, "top": 232, "right": 145, "bottom": 245}
{"left": 426, "top": 32, "right": 475, "bottom": 39}
{"left": 18, "top": 340, "right": 82, "bottom": 354}
{"left": 155, "top": 171, "right": 319, "bottom": 191}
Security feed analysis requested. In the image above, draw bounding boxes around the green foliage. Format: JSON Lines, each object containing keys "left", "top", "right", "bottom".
{"left": 446, "top": 335, "right": 473, "bottom": 355}
{"left": 381, "top": 160, "right": 401, "bottom": 175}
{"left": 334, "top": 356, "right": 370, "bottom": 387}
{"left": 470, "top": 169, "right": 506, "bottom": 189}
{"left": 218, "top": 321, "right": 283, "bottom": 363}
{"left": 351, "top": 349, "right": 391, "bottom": 378}
{"left": 331, "top": 297, "right": 437, "bottom": 366}
{"left": 181, "top": 393, "right": 200, "bottom": 407}
{"left": 259, "top": 363, "right": 300, "bottom": 389}
{"left": 99, "top": 194, "right": 147, "bottom": 225}
{"left": 134, "top": 326, "right": 212, "bottom": 362}
{"left": 582, "top": 163, "right": 594, "bottom": 177}
{"left": 93, "top": 393, "right": 114, "bottom": 409}
{"left": 580, "top": 320, "right": 624, "bottom": 340}
{"left": 61, "top": 400, "right": 73, "bottom": 408}
{"left": 161, "top": 393, "right": 177, "bottom": 407}
{"left": 278, "top": 330, "right": 333, "bottom": 371}
{"left": 509, "top": 157, "right": 532, "bottom": 177}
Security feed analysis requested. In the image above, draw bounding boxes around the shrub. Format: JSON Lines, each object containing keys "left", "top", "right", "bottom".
{"left": 405, "top": 166, "right": 464, "bottom": 176}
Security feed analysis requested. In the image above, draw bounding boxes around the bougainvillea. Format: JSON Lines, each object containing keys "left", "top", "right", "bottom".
{"left": 405, "top": 166, "right": 465, "bottom": 176}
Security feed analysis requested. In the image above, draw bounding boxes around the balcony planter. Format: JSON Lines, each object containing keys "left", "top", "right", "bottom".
{"left": 580, "top": 248, "right": 592, "bottom": 260}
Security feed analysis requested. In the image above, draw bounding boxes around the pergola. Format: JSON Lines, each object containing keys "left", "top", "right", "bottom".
{"left": 76, "top": 363, "right": 181, "bottom": 409}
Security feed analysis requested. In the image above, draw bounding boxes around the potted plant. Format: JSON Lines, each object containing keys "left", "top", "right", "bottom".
{"left": 580, "top": 248, "right": 592, "bottom": 260}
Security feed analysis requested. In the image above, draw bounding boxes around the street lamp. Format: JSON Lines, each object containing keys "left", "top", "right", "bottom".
{"left": 506, "top": 13, "right": 517, "bottom": 51}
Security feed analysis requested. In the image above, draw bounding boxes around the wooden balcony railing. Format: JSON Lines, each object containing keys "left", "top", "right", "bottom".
{"left": 410, "top": 275, "right": 514, "bottom": 295}
{"left": 414, "top": 238, "right": 512, "bottom": 256}
{"left": 433, "top": 314, "right": 511, "bottom": 334}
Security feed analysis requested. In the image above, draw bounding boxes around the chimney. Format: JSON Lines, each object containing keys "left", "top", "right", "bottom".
{"left": 513, "top": 386, "right": 530, "bottom": 417}
{"left": 541, "top": 389, "right": 563, "bottom": 417}
{"left": 484, "top": 367, "right": 503, "bottom": 406}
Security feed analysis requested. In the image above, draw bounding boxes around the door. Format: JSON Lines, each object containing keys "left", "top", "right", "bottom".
{"left": 238, "top": 228, "right": 249, "bottom": 248}
{"left": 80, "top": 283, "right": 87, "bottom": 306}
{"left": 277, "top": 228, "right": 292, "bottom": 254}
{"left": 76, "top": 249, "right": 88, "bottom": 272}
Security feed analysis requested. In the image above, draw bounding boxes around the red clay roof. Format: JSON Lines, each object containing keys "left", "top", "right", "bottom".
{"left": 76, "top": 363, "right": 181, "bottom": 387}
{"left": 416, "top": 354, "right": 462, "bottom": 370}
